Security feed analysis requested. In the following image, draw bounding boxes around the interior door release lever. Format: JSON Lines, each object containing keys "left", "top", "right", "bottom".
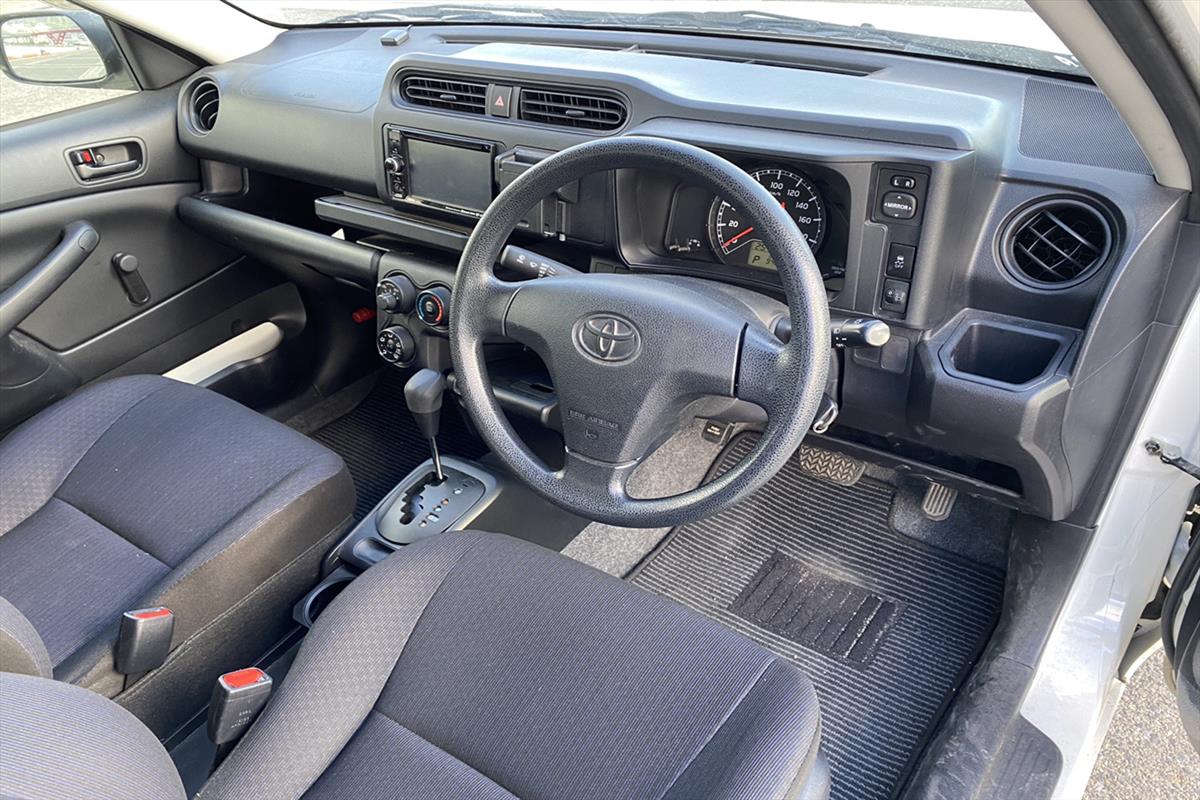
{"left": 76, "top": 159, "right": 140, "bottom": 181}
{"left": 112, "top": 253, "right": 150, "bottom": 305}
{"left": 68, "top": 142, "right": 143, "bottom": 182}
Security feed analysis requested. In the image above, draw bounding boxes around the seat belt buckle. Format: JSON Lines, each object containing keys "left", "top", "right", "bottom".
{"left": 207, "top": 667, "right": 273, "bottom": 746}
{"left": 115, "top": 606, "right": 175, "bottom": 674}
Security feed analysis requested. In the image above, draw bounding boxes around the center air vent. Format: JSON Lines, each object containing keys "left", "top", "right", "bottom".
{"left": 188, "top": 79, "right": 220, "bottom": 134}
{"left": 1001, "top": 198, "right": 1113, "bottom": 289}
{"left": 399, "top": 75, "right": 487, "bottom": 115}
{"left": 518, "top": 88, "right": 627, "bottom": 131}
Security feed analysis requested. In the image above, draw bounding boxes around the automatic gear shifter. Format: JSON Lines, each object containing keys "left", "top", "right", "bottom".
{"left": 404, "top": 369, "right": 447, "bottom": 482}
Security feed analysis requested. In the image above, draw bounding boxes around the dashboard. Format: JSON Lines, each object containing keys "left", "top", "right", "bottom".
{"left": 174, "top": 23, "right": 1187, "bottom": 524}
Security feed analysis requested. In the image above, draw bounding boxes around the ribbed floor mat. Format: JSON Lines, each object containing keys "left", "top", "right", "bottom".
{"left": 310, "top": 371, "right": 487, "bottom": 520}
{"left": 632, "top": 434, "right": 1005, "bottom": 800}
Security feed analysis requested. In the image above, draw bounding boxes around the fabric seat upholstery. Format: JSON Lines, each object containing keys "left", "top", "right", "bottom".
{"left": 199, "top": 532, "right": 829, "bottom": 800}
{"left": 0, "top": 532, "right": 827, "bottom": 800}
{"left": 0, "top": 375, "right": 355, "bottom": 735}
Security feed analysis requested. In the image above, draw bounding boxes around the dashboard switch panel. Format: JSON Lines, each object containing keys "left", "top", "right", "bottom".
{"left": 882, "top": 279, "right": 911, "bottom": 314}
{"left": 886, "top": 243, "right": 916, "bottom": 279}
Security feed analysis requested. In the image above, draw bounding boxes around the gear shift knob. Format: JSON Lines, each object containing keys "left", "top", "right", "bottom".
{"left": 404, "top": 369, "right": 445, "bottom": 439}
{"left": 404, "top": 369, "right": 447, "bottom": 481}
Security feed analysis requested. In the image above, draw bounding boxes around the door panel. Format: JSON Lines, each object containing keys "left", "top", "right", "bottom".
{"left": 0, "top": 86, "right": 193, "bottom": 211}
{"left": 3, "top": 183, "right": 236, "bottom": 348}
{"left": 0, "top": 83, "right": 297, "bottom": 432}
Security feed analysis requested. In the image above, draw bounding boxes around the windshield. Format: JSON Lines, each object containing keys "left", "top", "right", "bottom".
{"left": 224, "top": 0, "right": 1084, "bottom": 77}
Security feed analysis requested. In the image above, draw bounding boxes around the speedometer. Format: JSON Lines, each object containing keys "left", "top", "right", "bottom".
{"left": 708, "top": 168, "right": 826, "bottom": 271}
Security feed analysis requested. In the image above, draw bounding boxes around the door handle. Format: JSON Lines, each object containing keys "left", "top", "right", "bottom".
{"left": 0, "top": 221, "right": 99, "bottom": 339}
{"left": 76, "top": 158, "right": 141, "bottom": 181}
{"left": 68, "top": 140, "right": 144, "bottom": 183}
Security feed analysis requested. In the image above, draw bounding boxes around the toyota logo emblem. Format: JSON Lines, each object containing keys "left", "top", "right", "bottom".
{"left": 575, "top": 314, "right": 641, "bottom": 363}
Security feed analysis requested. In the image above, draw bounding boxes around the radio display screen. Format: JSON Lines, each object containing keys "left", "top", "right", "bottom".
{"left": 406, "top": 137, "right": 494, "bottom": 213}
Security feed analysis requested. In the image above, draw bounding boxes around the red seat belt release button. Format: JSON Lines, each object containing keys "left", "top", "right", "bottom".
{"left": 115, "top": 607, "right": 175, "bottom": 674}
{"left": 207, "top": 667, "right": 273, "bottom": 746}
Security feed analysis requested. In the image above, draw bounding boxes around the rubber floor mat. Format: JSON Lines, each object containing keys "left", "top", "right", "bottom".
{"left": 310, "top": 371, "right": 487, "bottom": 520}
{"left": 631, "top": 434, "right": 1005, "bottom": 800}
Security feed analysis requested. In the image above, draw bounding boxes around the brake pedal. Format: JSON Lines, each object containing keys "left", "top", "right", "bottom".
{"left": 796, "top": 445, "right": 864, "bottom": 487}
{"left": 921, "top": 482, "right": 958, "bottom": 521}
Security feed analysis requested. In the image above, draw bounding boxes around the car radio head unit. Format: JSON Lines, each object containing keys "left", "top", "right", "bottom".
{"left": 383, "top": 126, "right": 495, "bottom": 217}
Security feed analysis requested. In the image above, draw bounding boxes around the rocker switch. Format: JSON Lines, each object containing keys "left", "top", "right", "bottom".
{"left": 112, "top": 253, "right": 150, "bottom": 305}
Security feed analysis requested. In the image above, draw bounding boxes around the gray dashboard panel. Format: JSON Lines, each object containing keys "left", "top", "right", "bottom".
{"left": 173, "top": 22, "right": 1188, "bottom": 522}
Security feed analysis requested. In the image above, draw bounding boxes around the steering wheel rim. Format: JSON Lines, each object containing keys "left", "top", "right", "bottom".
{"left": 451, "top": 136, "right": 829, "bottom": 528}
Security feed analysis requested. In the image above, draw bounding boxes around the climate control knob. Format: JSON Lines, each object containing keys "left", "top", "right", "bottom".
{"left": 376, "top": 325, "right": 415, "bottom": 364}
{"left": 415, "top": 286, "right": 452, "bottom": 328}
{"left": 376, "top": 274, "right": 416, "bottom": 314}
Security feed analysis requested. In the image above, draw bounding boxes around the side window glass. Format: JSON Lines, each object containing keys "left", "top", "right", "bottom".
{"left": 0, "top": 0, "right": 138, "bottom": 127}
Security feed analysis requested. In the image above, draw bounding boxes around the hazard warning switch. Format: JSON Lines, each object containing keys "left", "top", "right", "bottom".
{"left": 488, "top": 84, "right": 513, "bottom": 118}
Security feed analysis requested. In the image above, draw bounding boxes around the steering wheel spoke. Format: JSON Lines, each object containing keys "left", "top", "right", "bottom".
{"left": 559, "top": 450, "right": 636, "bottom": 508}
{"left": 735, "top": 324, "right": 793, "bottom": 416}
{"left": 476, "top": 273, "right": 522, "bottom": 338}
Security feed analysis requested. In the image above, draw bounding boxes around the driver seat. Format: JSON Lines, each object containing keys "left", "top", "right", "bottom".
{"left": 1, "top": 532, "right": 831, "bottom": 800}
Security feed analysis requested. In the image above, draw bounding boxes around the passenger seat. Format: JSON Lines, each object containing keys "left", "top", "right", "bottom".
{"left": 0, "top": 375, "right": 355, "bottom": 736}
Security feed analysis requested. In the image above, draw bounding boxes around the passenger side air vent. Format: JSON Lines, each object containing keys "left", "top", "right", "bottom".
{"left": 188, "top": 79, "right": 220, "bottom": 134}
{"left": 399, "top": 75, "right": 487, "bottom": 115}
{"left": 1000, "top": 198, "right": 1113, "bottom": 289}
{"left": 518, "top": 88, "right": 627, "bottom": 131}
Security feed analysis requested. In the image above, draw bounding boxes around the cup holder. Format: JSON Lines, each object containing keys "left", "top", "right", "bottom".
{"left": 942, "top": 320, "right": 1070, "bottom": 389}
{"left": 293, "top": 566, "right": 357, "bottom": 628}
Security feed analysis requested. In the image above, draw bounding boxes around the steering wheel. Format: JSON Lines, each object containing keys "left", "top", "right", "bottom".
{"left": 451, "top": 136, "right": 829, "bottom": 528}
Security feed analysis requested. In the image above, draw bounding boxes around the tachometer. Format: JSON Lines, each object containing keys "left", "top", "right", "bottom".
{"left": 708, "top": 168, "right": 826, "bottom": 270}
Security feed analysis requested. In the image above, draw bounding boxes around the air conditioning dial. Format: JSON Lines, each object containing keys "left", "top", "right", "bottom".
{"left": 376, "top": 275, "right": 416, "bottom": 314}
{"left": 377, "top": 325, "right": 415, "bottom": 364}
{"left": 415, "top": 287, "right": 452, "bottom": 328}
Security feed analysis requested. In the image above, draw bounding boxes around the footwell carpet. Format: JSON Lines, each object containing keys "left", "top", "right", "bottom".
{"left": 632, "top": 434, "right": 1005, "bottom": 800}
{"left": 310, "top": 371, "right": 487, "bottom": 520}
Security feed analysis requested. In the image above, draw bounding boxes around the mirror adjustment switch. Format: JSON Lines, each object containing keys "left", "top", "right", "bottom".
{"left": 885, "top": 243, "right": 916, "bottom": 279}
{"left": 880, "top": 192, "right": 918, "bottom": 220}
{"left": 881, "top": 279, "right": 910, "bottom": 314}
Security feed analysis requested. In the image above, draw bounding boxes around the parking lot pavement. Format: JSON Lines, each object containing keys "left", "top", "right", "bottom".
{"left": 12, "top": 51, "right": 107, "bottom": 82}
{"left": 1085, "top": 650, "right": 1200, "bottom": 799}
{"left": 0, "top": 70, "right": 130, "bottom": 126}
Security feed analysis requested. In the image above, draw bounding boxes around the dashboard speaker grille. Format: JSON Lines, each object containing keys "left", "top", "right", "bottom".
{"left": 1002, "top": 199, "right": 1112, "bottom": 288}
{"left": 188, "top": 79, "right": 220, "bottom": 134}
{"left": 518, "top": 88, "right": 627, "bottom": 131}
{"left": 399, "top": 75, "right": 487, "bottom": 114}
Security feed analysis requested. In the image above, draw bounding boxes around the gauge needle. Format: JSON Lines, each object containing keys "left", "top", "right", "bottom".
{"left": 722, "top": 226, "right": 755, "bottom": 248}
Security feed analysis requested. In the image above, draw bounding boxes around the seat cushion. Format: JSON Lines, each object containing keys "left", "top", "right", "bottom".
{"left": 0, "top": 376, "right": 355, "bottom": 721}
{"left": 0, "top": 671, "right": 185, "bottom": 800}
{"left": 200, "top": 532, "right": 825, "bottom": 800}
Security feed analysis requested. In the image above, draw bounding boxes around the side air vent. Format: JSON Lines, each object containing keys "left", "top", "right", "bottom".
{"left": 1000, "top": 198, "right": 1113, "bottom": 289}
{"left": 518, "top": 88, "right": 627, "bottom": 131}
{"left": 188, "top": 79, "right": 220, "bottom": 134}
{"left": 399, "top": 74, "right": 487, "bottom": 115}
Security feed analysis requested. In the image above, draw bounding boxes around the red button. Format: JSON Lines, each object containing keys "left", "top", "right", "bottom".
{"left": 222, "top": 667, "right": 267, "bottom": 689}
{"left": 131, "top": 607, "right": 172, "bottom": 620}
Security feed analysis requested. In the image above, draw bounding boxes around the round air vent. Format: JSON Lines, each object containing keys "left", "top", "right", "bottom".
{"left": 187, "top": 79, "right": 220, "bottom": 134}
{"left": 1000, "top": 198, "right": 1113, "bottom": 289}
